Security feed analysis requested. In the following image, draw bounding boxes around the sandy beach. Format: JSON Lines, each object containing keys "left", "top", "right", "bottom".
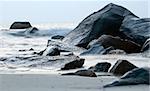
{"left": 0, "top": 74, "right": 149, "bottom": 91}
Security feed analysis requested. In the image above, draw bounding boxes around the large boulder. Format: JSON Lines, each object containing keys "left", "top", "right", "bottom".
{"left": 120, "top": 16, "right": 150, "bottom": 46}
{"left": 63, "top": 3, "right": 137, "bottom": 48}
{"left": 10, "top": 22, "right": 32, "bottom": 29}
{"left": 109, "top": 59, "right": 138, "bottom": 76}
{"left": 97, "top": 35, "right": 141, "bottom": 53}
{"left": 104, "top": 67, "right": 150, "bottom": 87}
{"left": 61, "top": 58, "right": 85, "bottom": 70}
{"left": 89, "top": 62, "right": 111, "bottom": 72}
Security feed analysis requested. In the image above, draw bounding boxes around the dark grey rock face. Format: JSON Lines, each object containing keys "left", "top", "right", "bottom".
{"left": 109, "top": 60, "right": 138, "bottom": 76}
{"left": 61, "top": 58, "right": 85, "bottom": 70}
{"left": 63, "top": 3, "right": 136, "bottom": 48}
{"left": 120, "top": 16, "right": 150, "bottom": 46}
{"left": 89, "top": 62, "right": 111, "bottom": 72}
{"left": 97, "top": 35, "right": 141, "bottom": 53}
{"left": 104, "top": 67, "right": 150, "bottom": 87}
{"left": 10, "top": 22, "right": 32, "bottom": 29}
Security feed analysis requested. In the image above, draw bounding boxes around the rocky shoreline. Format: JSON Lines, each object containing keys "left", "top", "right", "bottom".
{"left": 0, "top": 3, "right": 149, "bottom": 88}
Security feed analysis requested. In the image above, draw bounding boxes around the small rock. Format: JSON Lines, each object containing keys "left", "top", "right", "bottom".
{"left": 18, "top": 49, "right": 26, "bottom": 52}
{"left": 89, "top": 62, "right": 111, "bottom": 72}
{"left": 29, "top": 48, "right": 34, "bottom": 51}
{"left": 75, "top": 69, "right": 97, "bottom": 77}
{"left": 104, "top": 67, "right": 150, "bottom": 87}
{"left": 109, "top": 59, "right": 138, "bottom": 76}
{"left": 62, "top": 69, "right": 97, "bottom": 77}
{"left": 61, "top": 58, "right": 85, "bottom": 70}
{"left": 42, "top": 46, "right": 60, "bottom": 56}
{"left": 51, "top": 35, "right": 64, "bottom": 40}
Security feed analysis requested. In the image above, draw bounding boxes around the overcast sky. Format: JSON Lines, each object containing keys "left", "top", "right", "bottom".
{"left": 0, "top": 0, "right": 149, "bottom": 27}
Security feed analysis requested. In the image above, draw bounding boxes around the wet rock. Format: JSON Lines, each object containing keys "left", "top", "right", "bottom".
{"left": 51, "top": 35, "right": 64, "bottom": 40}
{"left": 10, "top": 22, "right": 32, "bottom": 29}
{"left": 75, "top": 69, "right": 97, "bottom": 77}
{"left": 62, "top": 69, "right": 97, "bottom": 77}
{"left": 109, "top": 59, "right": 138, "bottom": 76}
{"left": 61, "top": 58, "right": 85, "bottom": 70}
{"left": 89, "top": 62, "right": 111, "bottom": 72}
{"left": 42, "top": 46, "right": 60, "bottom": 56}
{"left": 104, "top": 67, "right": 150, "bottom": 87}
{"left": 120, "top": 16, "right": 150, "bottom": 46}
{"left": 63, "top": 3, "right": 136, "bottom": 48}
{"left": 25, "top": 27, "right": 38, "bottom": 34}
{"left": 98, "top": 35, "right": 141, "bottom": 53}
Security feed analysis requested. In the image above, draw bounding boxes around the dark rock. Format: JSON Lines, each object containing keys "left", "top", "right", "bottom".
{"left": 63, "top": 3, "right": 136, "bottom": 48}
{"left": 109, "top": 59, "right": 138, "bottom": 76}
{"left": 42, "top": 46, "right": 60, "bottom": 56}
{"left": 120, "top": 16, "right": 150, "bottom": 46}
{"left": 97, "top": 35, "right": 141, "bottom": 53}
{"left": 61, "top": 58, "right": 85, "bottom": 70}
{"left": 29, "top": 48, "right": 34, "bottom": 51}
{"left": 89, "top": 62, "right": 111, "bottom": 72}
{"left": 51, "top": 35, "right": 64, "bottom": 40}
{"left": 10, "top": 22, "right": 32, "bottom": 29}
{"left": 25, "top": 27, "right": 38, "bottom": 34}
{"left": 80, "top": 44, "right": 106, "bottom": 55}
{"left": 141, "top": 38, "right": 150, "bottom": 52}
{"left": 18, "top": 49, "right": 26, "bottom": 52}
{"left": 75, "top": 69, "right": 97, "bottom": 77}
{"left": 104, "top": 67, "right": 150, "bottom": 87}
{"left": 62, "top": 69, "right": 97, "bottom": 77}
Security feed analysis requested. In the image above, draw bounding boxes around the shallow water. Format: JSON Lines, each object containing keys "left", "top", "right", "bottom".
{"left": 0, "top": 25, "right": 150, "bottom": 74}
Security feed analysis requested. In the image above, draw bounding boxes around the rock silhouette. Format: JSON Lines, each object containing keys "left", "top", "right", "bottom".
{"left": 10, "top": 22, "right": 32, "bottom": 29}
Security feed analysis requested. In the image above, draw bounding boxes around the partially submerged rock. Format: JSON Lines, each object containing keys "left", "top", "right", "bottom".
{"left": 42, "top": 46, "right": 60, "bottom": 56}
{"left": 63, "top": 3, "right": 136, "bottom": 48}
{"left": 61, "top": 58, "right": 85, "bottom": 70}
{"left": 10, "top": 22, "right": 32, "bottom": 29}
{"left": 51, "top": 35, "right": 64, "bottom": 40}
{"left": 89, "top": 62, "right": 111, "bottom": 72}
{"left": 62, "top": 69, "right": 97, "bottom": 77}
{"left": 104, "top": 67, "right": 150, "bottom": 87}
{"left": 109, "top": 60, "right": 138, "bottom": 76}
{"left": 25, "top": 27, "right": 38, "bottom": 34}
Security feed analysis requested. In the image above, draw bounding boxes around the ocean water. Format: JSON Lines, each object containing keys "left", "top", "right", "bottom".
{"left": 0, "top": 23, "right": 149, "bottom": 74}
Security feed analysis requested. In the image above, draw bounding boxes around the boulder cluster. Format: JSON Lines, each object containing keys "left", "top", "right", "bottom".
{"left": 63, "top": 3, "right": 150, "bottom": 54}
